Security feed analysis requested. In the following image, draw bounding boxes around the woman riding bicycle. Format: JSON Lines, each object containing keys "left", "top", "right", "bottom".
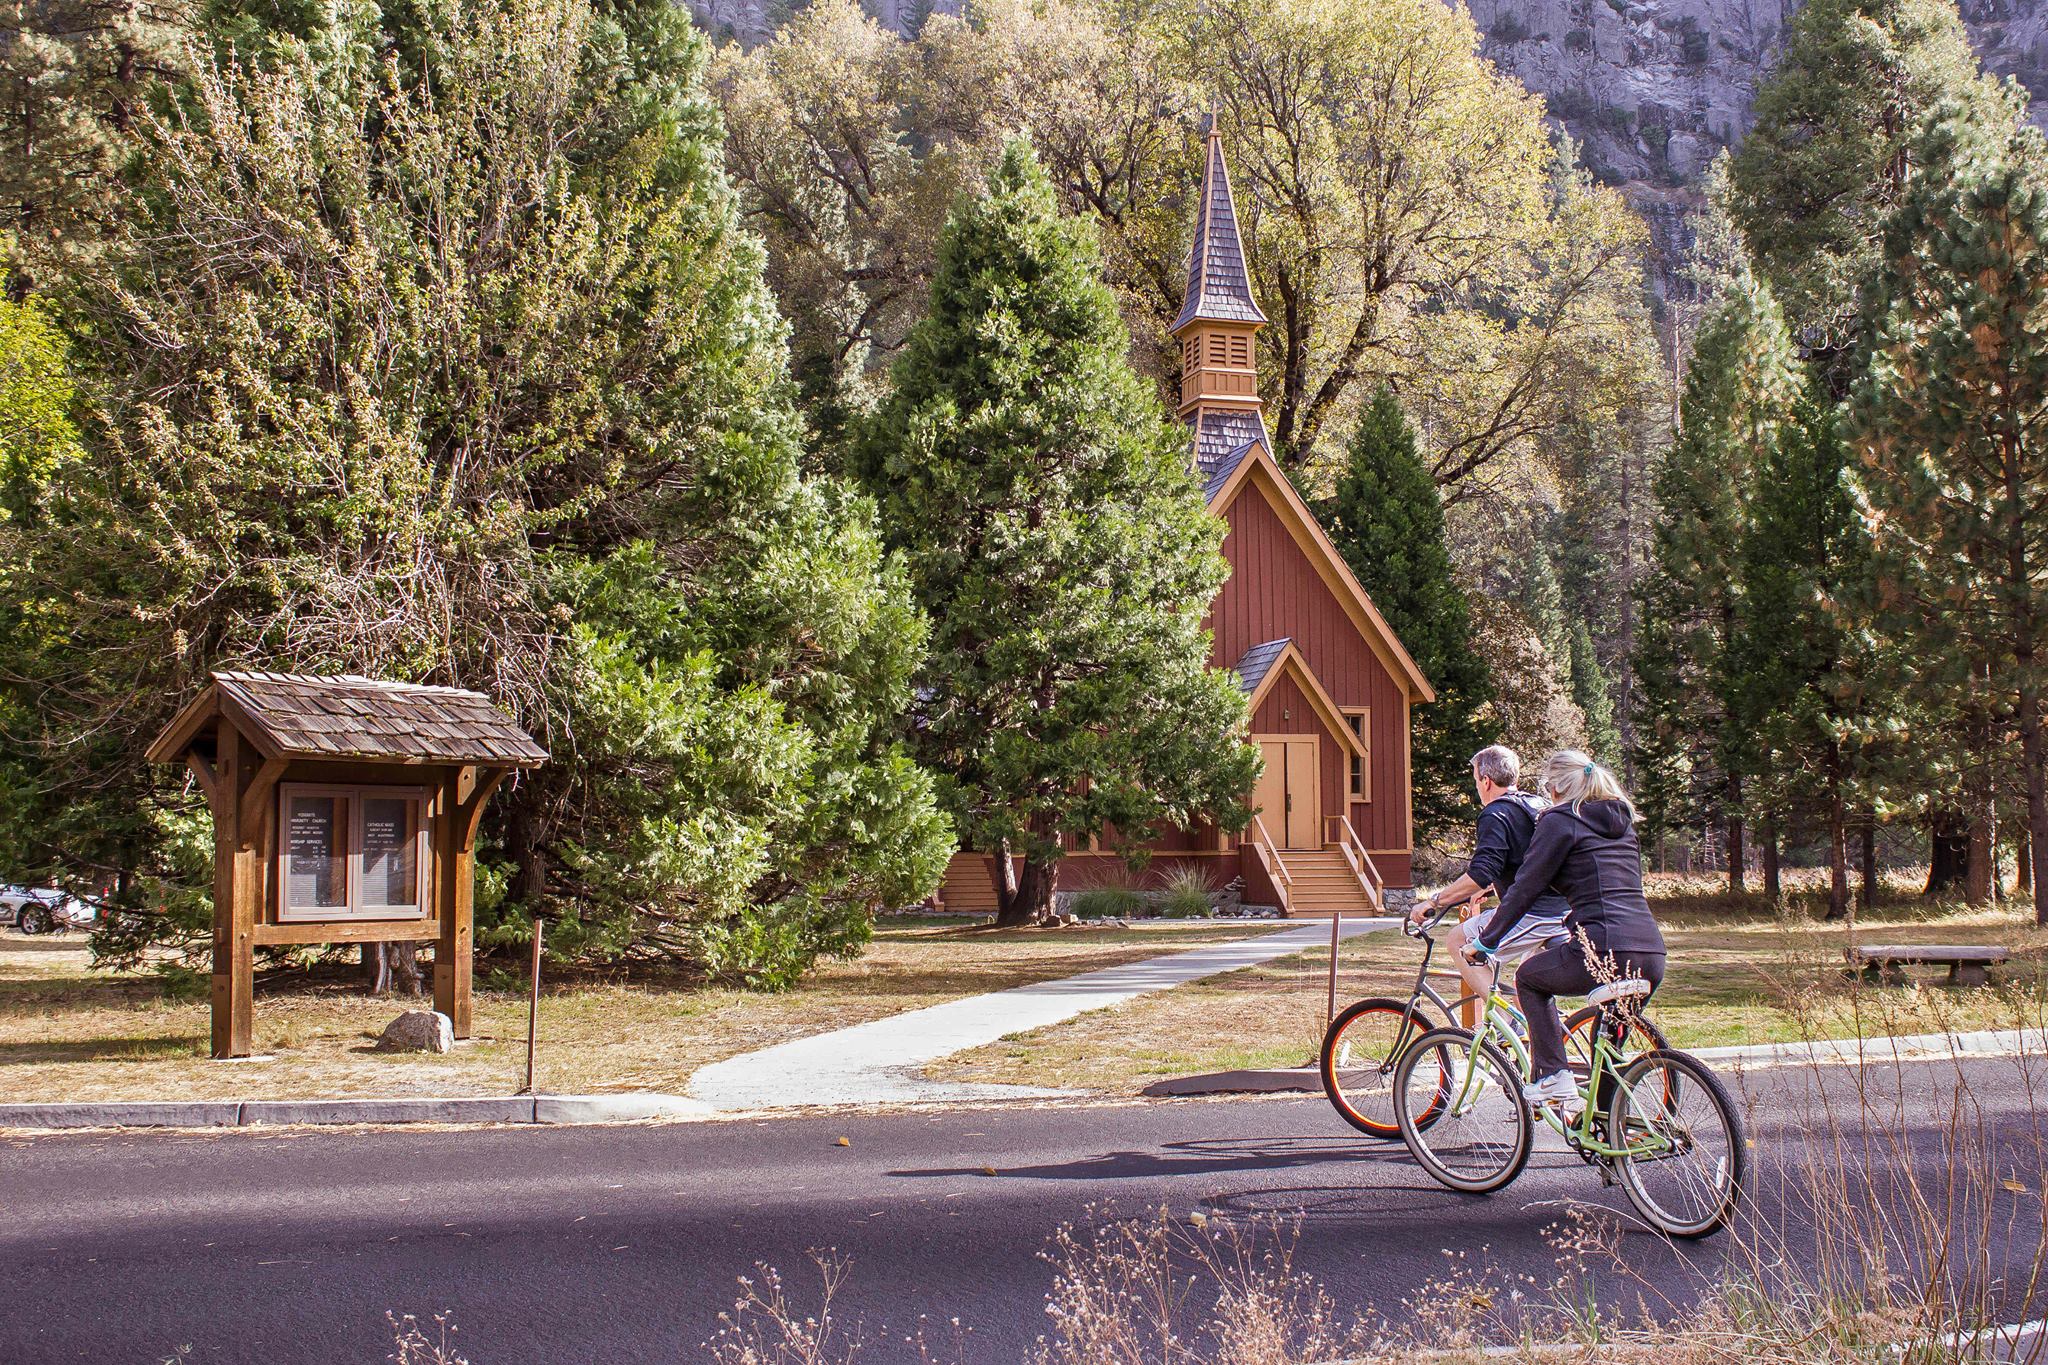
{"left": 1465, "top": 750, "right": 1666, "bottom": 1108}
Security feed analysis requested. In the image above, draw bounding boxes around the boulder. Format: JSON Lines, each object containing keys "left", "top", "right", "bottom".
{"left": 376, "top": 1009, "right": 454, "bottom": 1054}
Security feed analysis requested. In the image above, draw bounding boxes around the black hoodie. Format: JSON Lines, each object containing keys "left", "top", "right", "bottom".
{"left": 1477, "top": 799, "right": 1666, "bottom": 957}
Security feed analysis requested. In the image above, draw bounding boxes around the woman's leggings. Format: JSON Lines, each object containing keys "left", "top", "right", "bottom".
{"left": 1515, "top": 939, "right": 1666, "bottom": 1079}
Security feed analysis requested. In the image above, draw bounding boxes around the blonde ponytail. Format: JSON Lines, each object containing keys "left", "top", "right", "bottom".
{"left": 1541, "top": 749, "right": 1636, "bottom": 821}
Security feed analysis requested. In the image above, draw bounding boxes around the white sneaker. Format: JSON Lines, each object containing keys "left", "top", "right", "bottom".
{"left": 1522, "top": 1070, "right": 1577, "bottom": 1107}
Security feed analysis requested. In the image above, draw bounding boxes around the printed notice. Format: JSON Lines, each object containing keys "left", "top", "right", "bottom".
{"left": 361, "top": 796, "right": 419, "bottom": 909}
{"left": 285, "top": 795, "right": 345, "bottom": 911}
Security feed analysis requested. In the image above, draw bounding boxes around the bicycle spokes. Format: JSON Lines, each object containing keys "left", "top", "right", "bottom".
{"left": 1609, "top": 1051, "right": 1746, "bottom": 1239}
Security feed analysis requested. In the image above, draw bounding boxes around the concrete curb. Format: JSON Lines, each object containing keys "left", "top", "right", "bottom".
{"left": 1147, "top": 1027, "right": 2048, "bottom": 1098}
{"left": 0, "top": 1092, "right": 711, "bottom": 1133}
{"left": 239, "top": 1097, "right": 538, "bottom": 1127}
{"left": 0, "top": 1101, "right": 245, "bottom": 1130}
{"left": 1690, "top": 1026, "right": 2048, "bottom": 1070}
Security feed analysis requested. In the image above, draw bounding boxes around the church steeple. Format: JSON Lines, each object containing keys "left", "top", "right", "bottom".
{"left": 1174, "top": 116, "right": 1267, "bottom": 336}
{"left": 1176, "top": 117, "right": 1270, "bottom": 483}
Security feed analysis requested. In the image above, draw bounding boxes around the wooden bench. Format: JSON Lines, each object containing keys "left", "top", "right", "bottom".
{"left": 1848, "top": 944, "right": 2010, "bottom": 988}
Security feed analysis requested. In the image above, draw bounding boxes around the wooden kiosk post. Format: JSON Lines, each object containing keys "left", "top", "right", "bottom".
{"left": 148, "top": 672, "right": 546, "bottom": 1059}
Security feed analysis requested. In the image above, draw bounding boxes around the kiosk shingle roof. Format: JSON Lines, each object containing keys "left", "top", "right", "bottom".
{"left": 154, "top": 671, "right": 547, "bottom": 767}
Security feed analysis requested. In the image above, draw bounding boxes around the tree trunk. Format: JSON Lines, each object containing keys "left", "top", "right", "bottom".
{"left": 506, "top": 792, "right": 548, "bottom": 909}
{"left": 1010, "top": 855, "right": 1057, "bottom": 925}
{"left": 362, "top": 943, "right": 421, "bottom": 995}
{"left": 1826, "top": 797, "right": 1849, "bottom": 923}
{"left": 1926, "top": 809, "right": 1969, "bottom": 897}
{"left": 1726, "top": 772, "right": 1745, "bottom": 896}
{"left": 1760, "top": 816, "right": 1781, "bottom": 901}
{"left": 989, "top": 840, "right": 1024, "bottom": 927}
{"left": 2021, "top": 682, "right": 2048, "bottom": 927}
{"left": 1966, "top": 683, "right": 1996, "bottom": 907}
{"left": 2020, "top": 828, "right": 2035, "bottom": 911}
{"left": 1860, "top": 816, "right": 1879, "bottom": 914}
{"left": 991, "top": 824, "right": 1060, "bottom": 927}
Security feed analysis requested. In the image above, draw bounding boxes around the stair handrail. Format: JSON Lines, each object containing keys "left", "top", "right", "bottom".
{"left": 1251, "top": 814, "right": 1292, "bottom": 886}
{"left": 1324, "top": 814, "right": 1384, "bottom": 912}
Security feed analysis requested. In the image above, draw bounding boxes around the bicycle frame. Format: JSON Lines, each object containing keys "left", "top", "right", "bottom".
{"left": 1437, "top": 958, "right": 1674, "bottom": 1162}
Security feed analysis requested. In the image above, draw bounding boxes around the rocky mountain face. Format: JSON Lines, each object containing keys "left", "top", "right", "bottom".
{"left": 1464, "top": 0, "right": 2048, "bottom": 284}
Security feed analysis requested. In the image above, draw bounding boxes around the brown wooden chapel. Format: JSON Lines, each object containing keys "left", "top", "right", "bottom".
{"left": 935, "top": 119, "right": 1435, "bottom": 919}
{"left": 148, "top": 672, "right": 545, "bottom": 1059}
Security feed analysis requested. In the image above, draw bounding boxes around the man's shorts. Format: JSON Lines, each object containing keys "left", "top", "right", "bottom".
{"left": 1480, "top": 913, "right": 1569, "bottom": 965}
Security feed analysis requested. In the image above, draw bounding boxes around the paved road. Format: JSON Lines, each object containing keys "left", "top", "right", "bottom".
{"left": 5, "top": 1053, "right": 2044, "bottom": 1364}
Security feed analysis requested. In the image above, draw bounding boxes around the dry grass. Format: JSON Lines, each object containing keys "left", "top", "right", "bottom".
{"left": 0, "top": 917, "right": 1282, "bottom": 1104}
{"left": 930, "top": 869, "right": 2048, "bottom": 1094}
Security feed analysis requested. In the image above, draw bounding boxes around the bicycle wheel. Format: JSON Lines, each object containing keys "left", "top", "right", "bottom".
{"left": 1607, "top": 1049, "right": 1747, "bottom": 1239}
{"left": 1394, "top": 1027, "right": 1532, "bottom": 1195}
{"left": 1321, "top": 997, "right": 1442, "bottom": 1139}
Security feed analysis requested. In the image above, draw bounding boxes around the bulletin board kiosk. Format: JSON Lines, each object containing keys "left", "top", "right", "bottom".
{"left": 147, "top": 671, "right": 547, "bottom": 1058}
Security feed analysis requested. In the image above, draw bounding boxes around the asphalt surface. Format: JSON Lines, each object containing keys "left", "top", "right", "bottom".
{"left": 5, "top": 1053, "right": 2046, "bottom": 1364}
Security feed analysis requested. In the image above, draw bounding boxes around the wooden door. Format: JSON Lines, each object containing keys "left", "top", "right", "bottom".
{"left": 1253, "top": 737, "right": 1319, "bottom": 849}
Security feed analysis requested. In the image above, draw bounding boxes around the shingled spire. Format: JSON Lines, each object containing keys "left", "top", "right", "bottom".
{"left": 1175, "top": 116, "right": 1270, "bottom": 492}
{"left": 1174, "top": 115, "right": 1268, "bottom": 332}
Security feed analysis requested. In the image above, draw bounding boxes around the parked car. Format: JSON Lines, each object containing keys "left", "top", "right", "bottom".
{"left": 1, "top": 886, "right": 94, "bottom": 934}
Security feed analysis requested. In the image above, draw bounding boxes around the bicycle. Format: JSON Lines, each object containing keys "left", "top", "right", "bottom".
{"left": 1391, "top": 954, "right": 1747, "bottom": 1240}
{"left": 1320, "top": 902, "right": 1666, "bottom": 1139}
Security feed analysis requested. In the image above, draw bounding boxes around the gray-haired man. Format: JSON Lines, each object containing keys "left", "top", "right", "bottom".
{"left": 1408, "top": 745, "right": 1572, "bottom": 1016}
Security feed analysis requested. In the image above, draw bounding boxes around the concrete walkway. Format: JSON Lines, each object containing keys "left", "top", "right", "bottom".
{"left": 687, "top": 917, "right": 1398, "bottom": 1110}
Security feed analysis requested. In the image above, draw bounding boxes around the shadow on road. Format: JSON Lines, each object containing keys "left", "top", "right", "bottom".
{"left": 888, "top": 1133, "right": 1417, "bottom": 1183}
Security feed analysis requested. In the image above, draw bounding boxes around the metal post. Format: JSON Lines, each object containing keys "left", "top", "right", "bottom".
{"left": 521, "top": 917, "right": 543, "bottom": 1095}
{"left": 1326, "top": 907, "right": 1341, "bottom": 1026}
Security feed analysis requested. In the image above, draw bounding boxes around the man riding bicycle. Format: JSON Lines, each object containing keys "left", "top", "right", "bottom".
{"left": 1408, "top": 745, "right": 1570, "bottom": 1018}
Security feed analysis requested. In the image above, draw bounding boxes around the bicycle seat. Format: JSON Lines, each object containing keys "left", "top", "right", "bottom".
{"left": 1586, "top": 977, "right": 1652, "bottom": 1007}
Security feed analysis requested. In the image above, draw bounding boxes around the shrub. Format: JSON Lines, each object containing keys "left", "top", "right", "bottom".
{"left": 151, "top": 961, "right": 208, "bottom": 1003}
{"left": 1071, "top": 887, "right": 1145, "bottom": 920}
{"left": 1153, "top": 866, "right": 1217, "bottom": 919}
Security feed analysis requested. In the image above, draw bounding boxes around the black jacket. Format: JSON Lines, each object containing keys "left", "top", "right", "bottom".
{"left": 1477, "top": 799, "right": 1666, "bottom": 957}
{"left": 1466, "top": 790, "right": 1571, "bottom": 925}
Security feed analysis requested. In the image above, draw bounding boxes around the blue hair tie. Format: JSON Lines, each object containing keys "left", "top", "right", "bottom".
{"left": 1583, "top": 763, "right": 1594, "bottom": 776}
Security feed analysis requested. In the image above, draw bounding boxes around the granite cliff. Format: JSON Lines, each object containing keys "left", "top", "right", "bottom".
{"left": 1464, "top": 0, "right": 2048, "bottom": 281}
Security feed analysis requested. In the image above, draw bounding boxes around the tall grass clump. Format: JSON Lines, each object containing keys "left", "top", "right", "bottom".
{"left": 1153, "top": 866, "right": 1218, "bottom": 919}
{"left": 1072, "top": 887, "right": 1146, "bottom": 920}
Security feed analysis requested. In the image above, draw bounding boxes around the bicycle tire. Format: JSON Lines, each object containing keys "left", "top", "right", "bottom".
{"left": 1394, "top": 1027, "right": 1533, "bottom": 1195}
{"left": 1320, "top": 996, "right": 1444, "bottom": 1139}
{"left": 1607, "top": 1048, "right": 1748, "bottom": 1239}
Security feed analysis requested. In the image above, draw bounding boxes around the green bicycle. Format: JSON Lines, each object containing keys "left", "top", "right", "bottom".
{"left": 1320, "top": 905, "right": 1667, "bottom": 1139}
{"left": 1391, "top": 950, "right": 1747, "bottom": 1240}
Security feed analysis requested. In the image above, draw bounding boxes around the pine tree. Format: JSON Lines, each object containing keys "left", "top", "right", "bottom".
{"left": 1322, "top": 388, "right": 1496, "bottom": 844}
{"left": 1729, "top": 0, "right": 1997, "bottom": 354}
{"left": 1568, "top": 622, "right": 1621, "bottom": 764}
{"left": 1851, "top": 102, "right": 2048, "bottom": 924}
{"left": 1726, "top": 389, "right": 1871, "bottom": 919}
{"left": 1633, "top": 273, "right": 1801, "bottom": 890}
{"left": 858, "top": 138, "right": 1258, "bottom": 926}
{"left": 0, "top": 0, "right": 195, "bottom": 295}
